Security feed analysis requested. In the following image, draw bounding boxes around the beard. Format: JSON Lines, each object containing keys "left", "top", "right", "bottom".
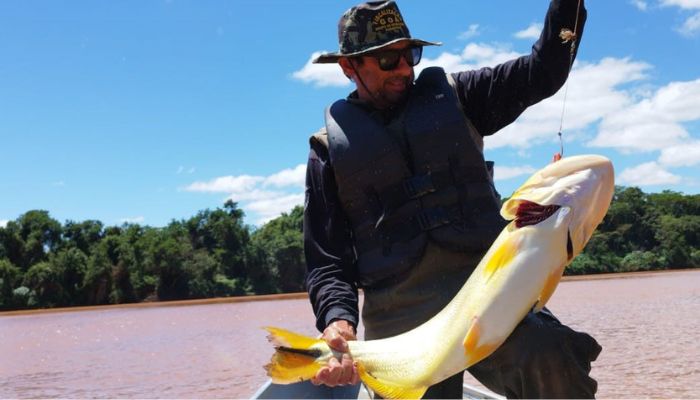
{"left": 379, "top": 74, "right": 413, "bottom": 106}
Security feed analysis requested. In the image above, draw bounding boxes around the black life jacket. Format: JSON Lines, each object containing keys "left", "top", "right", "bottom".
{"left": 326, "top": 67, "right": 506, "bottom": 288}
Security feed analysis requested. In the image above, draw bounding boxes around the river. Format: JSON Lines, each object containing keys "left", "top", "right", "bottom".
{"left": 1, "top": 270, "right": 698, "bottom": 399}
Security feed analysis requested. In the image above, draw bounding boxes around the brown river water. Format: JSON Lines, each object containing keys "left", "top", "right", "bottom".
{"left": 1, "top": 270, "right": 698, "bottom": 399}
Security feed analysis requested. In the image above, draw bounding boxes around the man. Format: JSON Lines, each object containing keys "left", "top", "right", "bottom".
{"left": 304, "top": 1, "right": 601, "bottom": 398}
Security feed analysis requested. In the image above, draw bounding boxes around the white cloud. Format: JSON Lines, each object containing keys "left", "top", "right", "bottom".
{"left": 458, "top": 24, "right": 481, "bottom": 40}
{"left": 226, "top": 189, "right": 285, "bottom": 202}
{"left": 631, "top": 0, "right": 649, "bottom": 11}
{"left": 494, "top": 165, "right": 537, "bottom": 181}
{"left": 177, "top": 166, "right": 196, "bottom": 174}
{"left": 186, "top": 165, "right": 307, "bottom": 225}
{"left": 678, "top": 11, "right": 700, "bottom": 36}
{"left": 419, "top": 43, "right": 523, "bottom": 74}
{"left": 514, "top": 23, "right": 543, "bottom": 40}
{"left": 593, "top": 118, "right": 687, "bottom": 153}
{"left": 487, "top": 57, "right": 652, "bottom": 150}
{"left": 119, "top": 216, "right": 145, "bottom": 224}
{"left": 242, "top": 193, "right": 305, "bottom": 225}
{"left": 659, "top": 0, "right": 700, "bottom": 9}
{"left": 291, "top": 52, "right": 350, "bottom": 88}
{"left": 184, "top": 175, "right": 264, "bottom": 193}
{"left": 52, "top": 180, "right": 65, "bottom": 187}
{"left": 478, "top": 56, "right": 700, "bottom": 160}
{"left": 652, "top": 79, "right": 700, "bottom": 121}
{"left": 658, "top": 141, "right": 700, "bottom": 167}
{"left": 264, "top": 164, "right": 306, "bottom": 188}
{"left": 618, "top": 162, "right": 682, "bottom": 186}
{"left": 659, "top": 0, "right": 700, "bottom": 36}
{"left": 0, "top": 220, "right": 8, "bottom": 228}
{"left": 589, "top": 78, "right": 700, "bottom": 152}
{"left": 460, "top": 43, "right": 522, "bottom": 68}
{"left": 417, "top": 52, "right": 466, "bottom": 73}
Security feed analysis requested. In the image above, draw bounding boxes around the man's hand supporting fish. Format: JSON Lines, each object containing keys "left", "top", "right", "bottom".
{"left": 264, "top": 155, "right": 614, "bottom": 399}
{"left": 309, "top": 319, "right": 359, "bottom": 386}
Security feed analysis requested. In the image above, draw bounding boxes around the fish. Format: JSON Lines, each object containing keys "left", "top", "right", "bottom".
{"left": 264, "top": 154, "right": 615, "bottom": 399}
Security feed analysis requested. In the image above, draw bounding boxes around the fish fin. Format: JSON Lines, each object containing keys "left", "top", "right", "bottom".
{"left": 264, "top": 327, "right": 325, "bottom": 384}
{"left": 532, "top": 264, "right": 565, "bottom": 312}
{"left": 463, "top": 317, "right": 482, "bottom": 355}
{"left": 463, "top": 317, "right": 500, "bottom": 367}
{"left": 483, "top": 236, "right": 518, "bottom": 281}
{"left": 265, "top": 326, "right": 321, "bottom": 349}
{"left": 357, "top": 363, "right": 427, "bottom": 400}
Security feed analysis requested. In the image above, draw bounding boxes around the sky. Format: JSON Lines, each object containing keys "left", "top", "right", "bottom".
{"left": 1, "top": 0, "right": 699, "bottom": 229}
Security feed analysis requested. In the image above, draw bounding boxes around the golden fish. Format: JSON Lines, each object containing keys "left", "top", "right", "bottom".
{"left": 264, "top": 154, "right": 614, "bottom": 399}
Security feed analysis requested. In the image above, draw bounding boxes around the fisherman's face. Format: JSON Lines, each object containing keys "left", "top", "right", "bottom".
{"left": 340, "top": 42, "right": 416, "bottom": 109}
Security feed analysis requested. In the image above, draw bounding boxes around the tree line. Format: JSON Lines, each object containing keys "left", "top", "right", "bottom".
{"left": 567, "top": 186, "right": 700, "bottom": 274}
{"left": 1, "top": 187, "right": 699, "bottom": 311}
{"left": 0, "top": 201, "right": 304, "bottom": 310}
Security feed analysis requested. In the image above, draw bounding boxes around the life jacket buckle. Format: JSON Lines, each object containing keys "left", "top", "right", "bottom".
{"left": 403, "top": 173, "right": 436, "bottom": 199}
{"left": 416, "top": 207, "right": 451, "bottom": 231}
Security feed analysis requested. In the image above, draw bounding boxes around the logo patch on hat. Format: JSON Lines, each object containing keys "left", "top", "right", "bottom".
{"left": 372, "top": 8, "right": 405, "bottom": 33}
{"left": 312, "top": 0, "right": 441, "bottom": 64}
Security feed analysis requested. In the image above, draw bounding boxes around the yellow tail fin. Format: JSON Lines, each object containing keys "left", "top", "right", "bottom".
{"left": 264, "top": 327, "right": 326, "bottom": 384}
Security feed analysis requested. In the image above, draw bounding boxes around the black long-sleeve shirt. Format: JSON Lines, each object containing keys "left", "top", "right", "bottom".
{"left": 304, "top": 0, "right": 587, "bottom": 333}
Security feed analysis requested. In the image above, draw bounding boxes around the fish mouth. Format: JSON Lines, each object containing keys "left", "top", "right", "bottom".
{"left": 513, "top": 200, "right": 561, "bottom": 228}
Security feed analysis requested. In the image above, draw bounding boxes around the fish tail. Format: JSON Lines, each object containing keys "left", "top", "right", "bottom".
{"left": 264, "top": 327, "right": 328, "bottom": 384}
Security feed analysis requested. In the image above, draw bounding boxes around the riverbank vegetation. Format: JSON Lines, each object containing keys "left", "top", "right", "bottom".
{"left": 1, "top": 186, "right": 698, "bottom": 310}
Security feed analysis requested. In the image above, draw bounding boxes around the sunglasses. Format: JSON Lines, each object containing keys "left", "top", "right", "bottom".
{"left": 368, "top": 46, "right": 423, "bottom": 71}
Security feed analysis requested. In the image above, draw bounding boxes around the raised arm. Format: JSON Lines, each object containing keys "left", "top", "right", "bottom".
{"left": 451, "top": 0, "right": 587, "bottom": 136}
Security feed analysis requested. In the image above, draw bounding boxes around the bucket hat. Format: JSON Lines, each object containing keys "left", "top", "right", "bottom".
{"left": 313, "top": 1, "right": 441, "bottom": 64}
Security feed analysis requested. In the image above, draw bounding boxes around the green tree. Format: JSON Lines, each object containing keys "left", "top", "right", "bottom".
{"left": 83, "top": 242, "right": 114, "bottom": 305}
{"left": 567, "top": 253, "right": 600, "bottom": 275}
{"left": 146, "top": 232, "right": 192, "bottom": 301}
{"left": 0, "top": 259, "right": 22, "bottom": 309}
{"left": 51, "top": 248, "right": 89, "bottom": 305}
{"left": 0, "top": 221, "right": 27, "bottom": 270}
{"left": 648, "top": 190, "right": 700, "bottom": 217}
{"left": 654, "top": 215, "right": 700, "bottom": 269}
{"left": 690, "top": 248, "right": 700, "bottom": 268}
{"left": 183, "top": 200, "right": 252, "bottom": 294}
{"left": 620, "top": 251, "right": 658, "bottom": 272}
{"left": 183, "top": 250, "right": 219, "bottom": 298}
{"left": 119, "top": 224, "right": 157, "bottom": 300}
{"left": 0, "top": 211, "right": 63, "bottom": 272}
{"left": 251, "top": 205, "right": 305, "bottom": 293}
{"left": 111, "top": 258, "right": 136, "bottom": 304}
{"left": 16, "top": 211, "right": 63, "bottom": 270}
{"left": 12, "top": 287, "right": 34, "bottom": 308}
{"left": 22, "top": 261, "right": 65, "bottom": 307}
{"left": 62, "top": 220, "right": 104, "bottom": 254}
{"left": 601, "top": 187, "right": 658, "bottom": 251}
{"left": 0, "top": 228, "right": 8, "bottom": 261}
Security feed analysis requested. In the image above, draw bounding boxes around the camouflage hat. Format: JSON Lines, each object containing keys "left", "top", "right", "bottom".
{"left": 313, "top": 1, "right": 441, "bottom": 64}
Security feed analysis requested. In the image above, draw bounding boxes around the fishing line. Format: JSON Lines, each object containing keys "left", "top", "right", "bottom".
{"left": 555, "top": 0, "right": 583, "bottom": 160}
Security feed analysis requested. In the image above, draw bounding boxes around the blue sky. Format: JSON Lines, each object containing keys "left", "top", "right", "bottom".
{"left": 1, "top": 0, "right": 699, "bottom": 228}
